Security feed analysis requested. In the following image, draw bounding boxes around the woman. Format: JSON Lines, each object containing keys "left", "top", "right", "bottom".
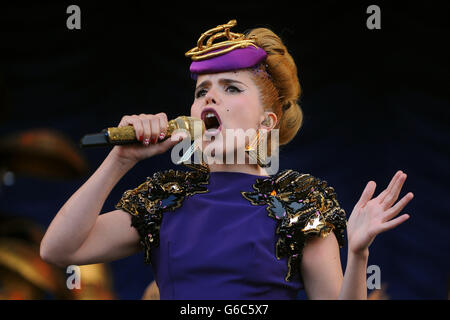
{"left": 40, "top": 20, "right": 414, "bottom": 299}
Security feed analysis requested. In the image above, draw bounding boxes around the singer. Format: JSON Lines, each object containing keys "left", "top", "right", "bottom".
{"left": 40, "top": 20, "right": 414, "bottom": 299}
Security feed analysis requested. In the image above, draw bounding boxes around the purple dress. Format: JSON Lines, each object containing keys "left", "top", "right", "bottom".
{"left": 116, "top": 169, "right": 347, "bottom": 300}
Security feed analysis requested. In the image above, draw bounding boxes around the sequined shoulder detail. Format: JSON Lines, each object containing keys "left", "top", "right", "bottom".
{"left": 241, "top": 169, "right": 347, "bottom": 282}
{"left": 115, "top": 169, "right": 209, "bottom": 264}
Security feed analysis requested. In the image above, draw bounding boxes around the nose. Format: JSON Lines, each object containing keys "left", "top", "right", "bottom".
{"left": 206, "top": 96, "right": 216, "bottom": 104}
{"left": 204, "top": 89, "right": 218, "bottom": 105}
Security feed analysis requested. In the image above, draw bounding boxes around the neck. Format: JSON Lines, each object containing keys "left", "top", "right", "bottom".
{"left": 207, "top": 163, "right": 269, "bottom": 177}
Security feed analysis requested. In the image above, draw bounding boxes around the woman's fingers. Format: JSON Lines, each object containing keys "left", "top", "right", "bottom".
{"left": 117, "top": 113, "right": 172, "bottom": 149}
{"left": 158, "top": 113, "right": 168, "bottom": 139}
{"left": 150, "top": 117, "right": 160, "bottom": 144}
{"left": 118, "top": 115, "right": 144, "bottom": 142}
{"left": 355, "top": 181, "right": 377, "bottom": 210}
{"left": 376, "top": 170, "right": 402, "bottom": 203}
{"left": 139, "top": 115, "right": 152, "bottom": 146}
{"left": 113, "top": 113, "right": 182, "bottom": 162}
{"left": 383, "top": 192, "right": 414, "bottom": 222}
{"left": 381, "top": 173, "right": 407, "bottom": 210}
{"left": 377, "top": 214, "right": 410, "bottom": 234}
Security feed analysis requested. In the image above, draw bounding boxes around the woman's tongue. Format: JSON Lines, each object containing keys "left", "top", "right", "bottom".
{"left": 205, "top": 114, "right": 221, "bottom": 132}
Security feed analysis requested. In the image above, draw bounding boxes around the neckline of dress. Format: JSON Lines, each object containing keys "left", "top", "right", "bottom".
{"left": 208, "top": 171, "right": 270, "bottom": 179}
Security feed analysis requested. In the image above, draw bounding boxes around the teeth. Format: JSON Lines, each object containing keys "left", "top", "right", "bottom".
{"left": 203, "top": 111, "right": 221, "bottom": 132}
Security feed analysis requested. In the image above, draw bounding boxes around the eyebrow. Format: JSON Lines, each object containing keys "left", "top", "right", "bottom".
{"left": 195, "top": 78, "right": 248, "bottom": 92}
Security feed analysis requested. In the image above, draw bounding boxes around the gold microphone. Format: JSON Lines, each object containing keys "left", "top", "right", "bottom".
{"left": 80, "top": 116, "right": 205, "bottom": 147}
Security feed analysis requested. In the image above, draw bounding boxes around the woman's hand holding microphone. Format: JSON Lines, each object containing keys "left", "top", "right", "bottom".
{"left": 110, "top": 113, "right": 187, "bottom": 166}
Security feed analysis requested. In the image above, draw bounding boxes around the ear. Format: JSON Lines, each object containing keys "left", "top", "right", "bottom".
{"left": 260, "top": 111, "right": 277, "bottom": 131}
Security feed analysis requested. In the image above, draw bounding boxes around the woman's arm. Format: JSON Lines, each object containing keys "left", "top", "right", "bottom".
{"left": 300, "top": 233, "right": 368, "bottom": 300}
{"left": 301, "top": 170, "right": 413, "bottom": 299}
{"left": 40, "top": 113, "right": 181, "bottom": 267}
{"left": 338, "top": 250, "right": 369, "bottom": 299}
{"left": 40, "top": 148, "right": 139, "bottom": 267}
{"left": 300, "top": 233, "right": 343, "bottom": 299}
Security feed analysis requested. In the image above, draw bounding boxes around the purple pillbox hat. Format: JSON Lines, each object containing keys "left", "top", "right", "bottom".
{"left": 190, "top": 46, "right": 267, "bottom": 77}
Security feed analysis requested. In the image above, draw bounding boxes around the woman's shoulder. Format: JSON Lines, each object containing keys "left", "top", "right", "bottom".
{"left": 241, "top": 168, "right": 347, "bottom": 281}
{"left": 114, "top": 167, "right": 210, "bottom": 263}
{"left": 242, "top": 168, "right": 347, "bottom": 238}
{"left": 115, "top": 167, "right": 209, "bottom": 214}
{"left": 244, "top": 168, "right": 342, "bottom": 204}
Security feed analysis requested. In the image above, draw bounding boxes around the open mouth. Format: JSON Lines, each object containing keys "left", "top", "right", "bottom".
{"left": 201, "top": 108, "right": 222, "bottom": 135}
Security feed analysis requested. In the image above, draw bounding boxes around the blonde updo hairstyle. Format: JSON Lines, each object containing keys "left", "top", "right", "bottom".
{"left": 244, "top": 28, "right": 303, "bottom": 153}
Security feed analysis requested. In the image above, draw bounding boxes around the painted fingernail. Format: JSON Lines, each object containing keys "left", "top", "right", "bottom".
{"left": 151, "top": 138, "right": 157, "bottom": 144}
{"left": 139, "top": 135, "right": 143, "bottom": 141}
{"left": 143, "top": 138, "right": 150, "bottom": 145}
{"left": 159, "top": 133, "right": 165, "bottom": 139}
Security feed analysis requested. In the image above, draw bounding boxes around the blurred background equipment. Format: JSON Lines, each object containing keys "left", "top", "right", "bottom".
{"left": 0, "top": 124, "right": 115, "bottom": 299}
{"left": 71, "top": 264, "right": 115, "bottom": 300}
{"left": 0, "top": 129, "right": 88, "bottom": 180}
{"left": 0, "top": 218, "right": 70, "bottom": 299}
{"left": 0, "top": 216, "right": 115, "bottom": 299}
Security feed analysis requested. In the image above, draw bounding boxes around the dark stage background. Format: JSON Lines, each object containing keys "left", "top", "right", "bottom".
{"left": 0, "top": 2, "right": 449, "bottom": 299}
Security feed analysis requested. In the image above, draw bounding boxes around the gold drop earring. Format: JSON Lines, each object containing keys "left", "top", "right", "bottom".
{"left": 245, "top": 116, "right": 271, "bottom": 167}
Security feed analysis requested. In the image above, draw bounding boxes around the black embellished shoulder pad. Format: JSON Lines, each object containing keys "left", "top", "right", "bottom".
{"left": 115, "top": 169, "right": 209, "bottom": 264}
{"left": 241, "top": 169, "right": 347, "bottom": 282}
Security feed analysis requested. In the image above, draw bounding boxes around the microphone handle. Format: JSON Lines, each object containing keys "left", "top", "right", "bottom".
{"left": 80, "top": 116, "right": 204, "bottom": 148}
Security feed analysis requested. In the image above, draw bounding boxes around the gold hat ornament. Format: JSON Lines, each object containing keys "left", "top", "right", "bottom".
{"left": 185, "top": 20, "right": 259, "bottom": 61}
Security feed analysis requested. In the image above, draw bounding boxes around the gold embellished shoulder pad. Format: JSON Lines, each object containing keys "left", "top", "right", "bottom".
{"left": 241, "top": 169, "right": 347, "bottom": 282}
{"left": 115, "top": 169, "right": 209, "bottom": 264}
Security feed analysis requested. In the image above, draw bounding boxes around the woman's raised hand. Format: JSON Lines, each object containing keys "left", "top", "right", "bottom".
{"left": 111, "top": 113, "right": 187, "bottom": 165}
{"left": 346, "top": 170, "right": 414, "bottom": 255}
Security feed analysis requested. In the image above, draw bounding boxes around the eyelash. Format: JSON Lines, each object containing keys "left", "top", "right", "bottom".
{"left": 195, "top": 86, "right": 243, "bottom": 98}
